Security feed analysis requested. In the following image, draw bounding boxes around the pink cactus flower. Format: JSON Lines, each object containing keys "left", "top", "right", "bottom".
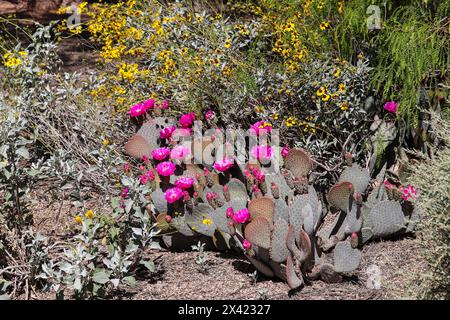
{"left": 120, "top": 188, "right": 129, "bottom": 198}
{"left": 242, "top": 239, "right": 252, "bottom": 250}
{"left": 384, "top": 180, "right": 392, "bottom": 190}
{"left": 152, "top": 147, "right": 171, "bottom": 161}
{"left": 250, "top": 120, "right": 272, "bottom": 136}
{"left": 160, "top": 126, "right": 176, "bottom": 139}
{"left": 139, "top": 165, "right": 145, "bottom": 171}
{"left": 281, "top": 146, "right": 290, "bottom": 158}
{"left": 143, "top": 98, "right": 155, "bottom": 110}
{"left": 156, "top": 161, "right": 176, "bottom": 176}
{"left": 251, "top": 145, "right": 272, "bottom": 161}
{"left": 128, "top": 103, "right": 147, "bottom": 117}
{"left": 161, "top": 100, "right": 169, "bottom": 109}
{"left": 206, "top": 192, "right": 214, "bottom": 201}
{"left": 146, "top": 170, "right": 155, "bottom": 181}
{"left": 175, "top": 177, "right": 195, "bottom": 189}
{"left": 402, "top": 184, "right": 417, "bottom": 201}
{"left": 179, "top": 112, "right": 196, "bottom": 128}
{"left": 213, "top": 158, "right": 234, "bottom": 172}
{"left": 122, "top": 163, "right": 131, "bottom": 172}
{"left": 232, "top": 208, "right": 250, "bottom": 224}
{"left": 173, "top": 128, "right": 192, "bottom": 138}
{"left": 383, "top": 101, "right": 399, "bottom": 113}
{"left": 170, "top": 145, "right": 191, "bottom": 160}
{"left": 164, "top": 187, "right": 184, "bottom": 203}
{"left": 205, "top": 109, "right": 216, "bottom": 121}
{"left": 165, "top": 215, "right": 172, "bottom": 223}
{"left": 226, "top": 207, "right": 234, "bottom": 218}
{"left": 139, "top": 174, "right": 149, "bottom": 185}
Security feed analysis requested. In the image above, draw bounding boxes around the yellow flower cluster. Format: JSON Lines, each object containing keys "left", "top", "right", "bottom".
{"left": 3, "top": 51, "right": 27, "bottom": 68}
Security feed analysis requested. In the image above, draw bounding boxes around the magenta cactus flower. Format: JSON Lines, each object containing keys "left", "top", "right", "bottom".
{"left": 179, "top": 112, "right": 196, "bottom": 128}
{"left": 205, "top": 109, "right": 216, "bottom": 121}
{"left": 152, "top": 147, "right": 171, "bottom": 161}
{"left": 383, "top": 101, "right": 399, "bottom": 113}
{"left": 251, "top": 145, "right": 272, "bottom": 161}
{"left": 164, "top": 187, "right": 184, "bottom": 203}
{"left": 226, "top": 207, "right": 234, "bottom": 218}
{"left": 402, "top": 184, "right": 417, "bottom": 201}
{"left": 281, "top": 146, "right": 290, "bottom": 158}
{"left": 128, "top": 103, "right": 147, "bottom": 117}
{"left": 213, "top": 157, "right": 234, "bottom": 172}
{"left": 232, "top": 208, "right": 250, "bottom": 224}
{"left": 160, "top": 126, "right": 176, "bottom": 139}
{"left": 143, "top": 98, "right": 155, "bottom": 110}
{"left": 175, "top": 177, "right": 195, "bottom": 189}
{"left": 242, "top": 239, "right": 252, "bottom": 250}
{"left": 250, "top": 120, "right": 272, "bottom": 136}
{"left": 170, "top": 145, "right": 190, "bottom": 160}
{"left": 156, "top": 161, "right": 176, "bottom": 176}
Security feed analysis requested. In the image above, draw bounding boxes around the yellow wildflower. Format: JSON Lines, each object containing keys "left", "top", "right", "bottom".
{"left": 316, "top": 87, "right": 326, "bottom": 96}
{"left": 285, "top": 116, "right": 297, "bottom": 127}
{"left": 85, "top": 210, "right": 95, "bottom": 220}
{"left": 340, "top": 102, "right": 349, "bottom": 111}
{"left": 322, "top": 94, "right": 331, "bottom": 102}
{"left": 202, "top": 218, "right": 213, "bottom": 226}
{"left": 74, "top": 215, "right": 83, "bottom": 224}
{"left": 338, "top": 83, "right": 346, "bottom": 92}
{"left": 319, "top": 21, "right": 330, "bottom": 30}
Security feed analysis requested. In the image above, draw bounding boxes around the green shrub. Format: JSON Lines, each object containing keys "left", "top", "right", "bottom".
{"left": 410, "top": 113, "right": 450, "bottom": 299}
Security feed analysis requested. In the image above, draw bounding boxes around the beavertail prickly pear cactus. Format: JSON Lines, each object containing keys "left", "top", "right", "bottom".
{"left": 123, "top": 114, "right": 417, "bottom": 289}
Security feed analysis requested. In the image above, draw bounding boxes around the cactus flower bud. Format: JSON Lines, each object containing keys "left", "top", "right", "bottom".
{"left": 165, "top": 215, "right": 172, "bottom": 223}
{"left": 226, "top": 207, "right": 234, "bottom": 218}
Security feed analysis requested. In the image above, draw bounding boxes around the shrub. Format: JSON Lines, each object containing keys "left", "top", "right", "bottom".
{"left": 409, "top": 113, "right": 450, "bottom": 300}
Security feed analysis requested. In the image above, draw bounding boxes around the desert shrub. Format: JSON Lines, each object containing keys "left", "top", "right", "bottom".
{"left": 409, "top": 113, "right": 450, "bottom": 300}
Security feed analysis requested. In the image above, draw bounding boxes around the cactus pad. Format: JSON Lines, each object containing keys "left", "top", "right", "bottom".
{"left": 225, "top": 179, "right": 249, "bottom": 209}
{"left": 365, "top": 200, "right": 405, "bottom": 238}
{"left": 327, "top": 181, "right": 354, "bottom": 212}
{"left": 171, "top": 216, "right": 195, "bottom": 236}
{"left": 285, "top": 254, "right": 303, "bottom": 289}
{"left": 211, "top": 205, "right": 235, "bottom": 235}
{"left": 284, "top": 148, "right": 313, "bottom": 179}
{"left": 124, "top": 135, "right": 152, "bottom": 159}
{"left": 150, "top": 189, "right": 168, "bottom": 214}
{"left": 185, "top": 203, "right": 217, "bottom": 237}
{"left": 244, "top": 216, "right": 272, "bottom": 249}
{"left": 248, "top": 197, "right": 275, "bottom": 221}
{"left": 270, "top": 219, "right": 290, "bottom": 263}
{"left": 333, "top": 241, "right": 361, "bottom": 273}
{"left": 156, "top": 213, "right": 171, "bottom": 232}
{"left": 288, "top": 195, "right": 305, "bottom": 242}
{"left": 273, "top": 198, "right": 289, "bottom": 223}
{"left": 338, "top": 164, "right": 370, "bottom": 194}
{"left": 265, "top": 173, "right": 291, "bottom": 200}
{"left": 247, "top": 256, "right": 274, "bottom": 278}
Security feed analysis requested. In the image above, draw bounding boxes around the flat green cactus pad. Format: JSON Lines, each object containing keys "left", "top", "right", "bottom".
{"left": 285, "top": 254, "right": 303, "bottom": 289}
{"left": 248, "top": 197, "right": 275, "bottom": 221}
{"left": 338, "top": 164, "right": 370, "bottom": 194}
{"left": 185, "top": 203, "right": 217, "bottom": 237}
{"left": 150, "top": 188, "right": 168, "bottom": 214}
{"left": 247, "top": 256, "right": 274, "bottom": 277}
{"left": 284, "top": 148, "right": 313, "bottom": 179}
{"left": 366, "top": 200, "right": 406, "bottom": 238}
{"left": 333, "top": 241, "right": 361, "bottom": 273}
{"left": 172, "top": 216, "right": 195, "bottom": 236}
{"left": 328, "top": 181, "right": 354, "bottom": 212}
{"left": 270, "top": 218, "right": 290, "bottom": 263}
{"left": 244, "top": 216, "right": 272, "bottom": 249}
{"left": 225, "top": 179, "right": 249, "bottom": 209}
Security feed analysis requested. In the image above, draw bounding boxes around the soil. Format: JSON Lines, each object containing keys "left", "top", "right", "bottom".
{"left": 26, "top": 187, "right": 427, "bottom": 300}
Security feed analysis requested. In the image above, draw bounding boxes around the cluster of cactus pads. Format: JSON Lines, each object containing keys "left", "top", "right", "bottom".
{"left": 124, "top": 116, "right": 417, "bottom": 290}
